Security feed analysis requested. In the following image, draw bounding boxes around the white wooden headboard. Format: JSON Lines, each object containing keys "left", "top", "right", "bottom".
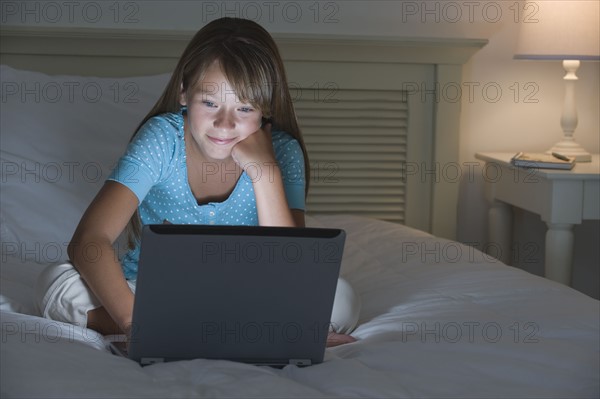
{"left": 0, "top": 26, "right": 486, "bottom": 240}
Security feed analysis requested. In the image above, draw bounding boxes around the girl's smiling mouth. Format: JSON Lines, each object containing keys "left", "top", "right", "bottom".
{"left": 208, "top": 136, "right": 236, "bottom": 145}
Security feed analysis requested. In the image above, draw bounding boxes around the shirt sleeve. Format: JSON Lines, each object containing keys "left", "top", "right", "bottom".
{"left": 275, "top": 135, "right": 306, "bottom": 211}
{"left": 107, "top": 117, "right": 178, "bottom": 204}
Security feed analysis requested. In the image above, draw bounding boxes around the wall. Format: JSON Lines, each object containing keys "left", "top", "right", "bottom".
{"left": 2, "top": 0, "right": 599, "bottom": 297}
{"left": 3, "top": 1, "right": 597, "bottom": 152}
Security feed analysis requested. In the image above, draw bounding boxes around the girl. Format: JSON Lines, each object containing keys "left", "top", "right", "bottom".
{"left": 36, "top": 17, "right": 360, "bottom": 347}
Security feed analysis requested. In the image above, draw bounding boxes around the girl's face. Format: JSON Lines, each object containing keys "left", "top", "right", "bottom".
{"left": 180, "top": 61, "right": 263, "bottom": 162}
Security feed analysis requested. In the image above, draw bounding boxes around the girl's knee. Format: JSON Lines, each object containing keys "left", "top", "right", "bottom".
{"left": 34, "top": 262, "right": 100, "bottom": 327}
{"left": 330, "top": 277, "right": 361, "bottom": 334}
{"left": 35, "top": 262, "right": 76, "bottom": 313}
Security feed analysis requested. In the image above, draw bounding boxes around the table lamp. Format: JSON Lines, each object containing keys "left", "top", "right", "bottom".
{"left": 514, "top": 0, "right": 600, "bottom": 162}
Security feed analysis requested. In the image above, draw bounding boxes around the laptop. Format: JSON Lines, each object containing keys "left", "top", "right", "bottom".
{"left": 122, "top": 224, "right": 346, "bottom": 367}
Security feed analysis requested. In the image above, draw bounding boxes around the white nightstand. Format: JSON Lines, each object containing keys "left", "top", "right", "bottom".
{"left": 475, "top": 152, "right": 600, "bottom": 286}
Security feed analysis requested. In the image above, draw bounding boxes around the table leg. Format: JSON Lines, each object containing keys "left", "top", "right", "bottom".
{"left": 488, "top": 200, "right": 512, "bottom": 265}
{"left": 545, "top": 223, "right": 574, "bottom": 285}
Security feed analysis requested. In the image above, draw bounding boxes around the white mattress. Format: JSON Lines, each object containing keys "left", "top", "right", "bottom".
{"left": 2, "top": 215, "right": 598, "bottom": 398}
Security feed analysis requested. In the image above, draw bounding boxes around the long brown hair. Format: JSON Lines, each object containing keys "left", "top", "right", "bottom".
{"left": 125, "top": 17, "right": 309, "bottom": 248}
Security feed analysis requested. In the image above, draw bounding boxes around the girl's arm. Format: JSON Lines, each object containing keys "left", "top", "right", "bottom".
{"left": 232, "top": 125, "right": 304, "bottom": 228}
{"left": 252, "top": 165, "right": 303, "bottom": 227}
{"left": 67, "top": 180, "right": 140, "bottom": 334}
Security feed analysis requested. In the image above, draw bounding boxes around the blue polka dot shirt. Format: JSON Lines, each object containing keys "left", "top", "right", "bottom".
{"left": 108, "top": 109, "right": 306, "bottom": 279}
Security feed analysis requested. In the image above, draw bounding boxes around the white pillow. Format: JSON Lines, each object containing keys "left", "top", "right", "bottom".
{"left": 0, "top": 65, "right": 170, "bottom": 264}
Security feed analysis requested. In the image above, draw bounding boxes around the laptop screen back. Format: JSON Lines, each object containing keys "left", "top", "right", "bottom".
{"left": 128, "top": 224, "right": 346, "bottom": 367}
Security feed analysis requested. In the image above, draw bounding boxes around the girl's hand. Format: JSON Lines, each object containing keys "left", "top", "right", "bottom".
{"left": 231, "top": 123, "right": 276, "bottom": 179}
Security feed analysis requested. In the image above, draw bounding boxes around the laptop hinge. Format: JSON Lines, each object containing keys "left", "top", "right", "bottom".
{"left": 289, "top": 359, "right": 312, "bottom": 366}
{"left": 141, "top": 357, "right": 165, "bottom": 366}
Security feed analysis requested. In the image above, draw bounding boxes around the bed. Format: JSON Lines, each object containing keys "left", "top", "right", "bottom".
{"left": 1, "top": 27, "right": 599, "bottom": 398}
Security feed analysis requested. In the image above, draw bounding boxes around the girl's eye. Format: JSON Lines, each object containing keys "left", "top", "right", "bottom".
{"left": 202, "top": 101, "right": 217, "bottom": 108}
{"left": 239, "top": 107, "right": 254, "bottom": 113}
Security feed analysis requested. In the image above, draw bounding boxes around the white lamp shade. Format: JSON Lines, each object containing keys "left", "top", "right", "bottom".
{"left": 514, "top": 0, "right": 600, "bottom": 60}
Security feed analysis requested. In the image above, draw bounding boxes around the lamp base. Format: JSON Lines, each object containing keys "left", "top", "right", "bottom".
{"left": 546, "top": 140, "right": 592, "bottom": 162}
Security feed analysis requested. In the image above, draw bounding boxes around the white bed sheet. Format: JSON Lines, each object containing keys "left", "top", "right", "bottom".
{"left": 1, "top": 215, "right": 598, "bottom": 398}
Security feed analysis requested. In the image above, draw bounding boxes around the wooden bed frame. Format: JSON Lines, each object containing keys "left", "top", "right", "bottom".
{"left": 0, "top": 26, "right": 486, "bottom": 240}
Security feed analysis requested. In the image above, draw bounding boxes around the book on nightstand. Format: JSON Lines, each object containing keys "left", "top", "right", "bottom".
{"left": 511, "top": 152, "right": 575, "bottom": 170}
